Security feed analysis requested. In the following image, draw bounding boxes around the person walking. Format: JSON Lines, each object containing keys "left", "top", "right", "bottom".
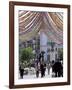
{"left": 51, "top": 60, "right": 55, "bottom": 77}
{"left": 19, "top": 66, "right": 24, "bottom": 79}
{"left": 52, "top": 59, "right": 63, "bottom": 77}
{"left": 47, "top": 62, "right": 51, "bottom": 75}
{"left": 40, "top": 61, "right": 46, "bottom": 78}
{"left": 35, "top": 62, "right": 39, "bottom": 78}
{"left": 40, "top": 63, "right": 44, "bottom": 77}
{"left": 43, "top": 63, "right": 46, "bottom": 76}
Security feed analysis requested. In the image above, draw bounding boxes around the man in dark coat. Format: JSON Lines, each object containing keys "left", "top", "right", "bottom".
{"left": 53, "top": 60, "right": 63, "bottom": 77}
{"left": 40, "top": 63, "right": 44, "bottom": 77}
{"left": 19, "top": 66, "right": 24, "bottom": 79}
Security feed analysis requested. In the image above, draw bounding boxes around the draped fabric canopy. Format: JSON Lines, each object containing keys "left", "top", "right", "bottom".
{"left": 19, "top": 11, "right": 63, "bottom": 44}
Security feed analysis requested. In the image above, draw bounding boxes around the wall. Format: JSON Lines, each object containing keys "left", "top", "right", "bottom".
{"left": 0, "top": 0, "right": 72, "bottom": 90}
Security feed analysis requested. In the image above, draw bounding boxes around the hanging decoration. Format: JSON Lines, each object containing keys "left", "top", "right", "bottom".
{"left": 19, "top": 11, "right": 63, "bottom": 44}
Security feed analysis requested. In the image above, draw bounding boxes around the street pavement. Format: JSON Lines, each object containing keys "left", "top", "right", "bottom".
{"left": 19, "top": 68, "right": 52, "bottom": 79}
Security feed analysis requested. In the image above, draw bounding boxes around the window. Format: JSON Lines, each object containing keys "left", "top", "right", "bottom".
{"left": 55, "top": 48, "right": 57, "bottom": 51}
{"left": 47, "top": 54, "right": 50, "bottom": 62}
{"left": 47, "top": 48, "right": 50, "bottom": 53}
{"left": 55, "top": 54, "right": 57, "bottom": 60}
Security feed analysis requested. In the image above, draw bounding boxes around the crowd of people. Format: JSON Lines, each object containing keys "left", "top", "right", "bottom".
{"left": 19, "top": 59, "right": 63, "bottom": 79}
{"left": 35, "top": 59, "right": 63, "bottom": 78}
{"left": 35, "top": 61, "right": 46, "bottom": 78}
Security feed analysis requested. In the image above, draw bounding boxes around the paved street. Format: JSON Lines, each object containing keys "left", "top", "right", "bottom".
{"left": 19, "top": 68, "right": 52, "bottom": 79}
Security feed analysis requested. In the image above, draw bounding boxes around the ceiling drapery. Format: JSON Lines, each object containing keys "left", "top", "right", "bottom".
{"left": 19, "top": 11, "right": 63, "bottom": 44}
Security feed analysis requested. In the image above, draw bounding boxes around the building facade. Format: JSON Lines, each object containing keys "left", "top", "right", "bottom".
{"left": 19, "top": 32, "right": 63, "bottom": 63}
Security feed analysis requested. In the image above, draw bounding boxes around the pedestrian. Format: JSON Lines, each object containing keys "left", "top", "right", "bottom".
{"left": 43, "top": 63, "right": 46, "bottom": 76}
{"left": 40, "top": 63, "right": 44, "bottom": 77}
{"left": 35, "top": 62, "right": 39, "bottom": 78}
{"left": 40, "top": 60, "right": 46, "bottom": 78}
{"left": 53, "top": 59, "right": 63, "bottom": 77}
{"left": 51, "top": 60, "right": 55, "bottom": 77}
{"left": 47, "top": 62, "right": 51, "bottom": 75}
{"left": 19, "top": 66, "right": 24, "bottom": 79}
{"left": 51, "top": 60, "right": 55, "bottom": 73}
